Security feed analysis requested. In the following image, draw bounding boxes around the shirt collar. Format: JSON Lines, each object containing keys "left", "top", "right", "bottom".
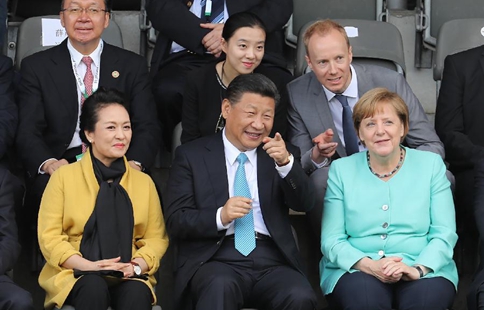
{"left": 222, "top": 129, "right": 257, "bottom": 166}
{"left": 322, "top": 64, "right": 358, "bottom": 101}
{"left": 67, "top": 39, "right": 103, "bottom": 68}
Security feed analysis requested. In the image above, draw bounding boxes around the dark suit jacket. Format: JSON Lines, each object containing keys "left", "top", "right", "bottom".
{"left": 15, "top": 40, "right": 161, "bottom": 177}
{"left": 0, "top": 55, "right": 17, "bottom": 161}
{"left": 180, "top": 62, "right": 291, "bottom": 144}
{"left": 0, "top": 167, "right": 23, "bottom": 275}
{"left": 146, "top": 0, "right": 292, "bottom": 75}
{"left": 435, "top": 45, "right": 484, "bottom": 174}
{"left": 165, "top": 132, "right": 315, "bottom": 307}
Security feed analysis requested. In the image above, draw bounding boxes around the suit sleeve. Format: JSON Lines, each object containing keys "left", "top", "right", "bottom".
{"left": 395, "top": 73, "right": 445, "bottom": 158}
{"left": 0, "top": 169, "right": 22, "bottom": 275}
{"left": 474, "top": 159, "right": 484, "bottom": 243}
{"left": 0, "top": 56, "right": 17, "bottom": 160}
{"left": 321, "top": 162, "right": 368, "bottom": 271}
{"left": 132, "top": 178, "right": 169, "bottom": 276}
{"left": 146, "top": 0, "right": 210, "bottom": 55}
{"left": 280, "top": 145, "right": 315, "bottom": 212}
{"left": 165, "top": 146, "right": 222, "bottom": 240}
{"left": 124, "top": 56, "right": 161, "bottom": 169}
{"left": 414, "top": 156, "right": 457, "bottom": 273}
{"left": 435, "top": 55, "right": 484, "bottom": 169}
{"left": 286, "top": 83, "right": 317, "bottom": 173}
{"left": 15, "top": 57, "right": 56, "bottom": 176}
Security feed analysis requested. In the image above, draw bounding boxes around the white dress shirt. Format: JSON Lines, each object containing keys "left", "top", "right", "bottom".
{"left": 215, "top": 129, "right": 294, "bottom": 236}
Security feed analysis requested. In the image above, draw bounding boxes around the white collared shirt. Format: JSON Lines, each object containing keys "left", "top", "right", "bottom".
{"left": 170, "top": 0, "right": 229, "bottom": 54}
{"left": 215, "top": 129, "right": 294, "bottom": 235}
{"left": 67, "top": 38, "right": 103, "bottom": 149}
{"left": 322, "top": 64, "right": 365, "bottom": 152}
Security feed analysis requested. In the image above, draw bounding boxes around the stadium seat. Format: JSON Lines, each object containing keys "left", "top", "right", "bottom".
{"left": 433, "top": 18, "right": 484, "bottom": 85}
{"left": 421, "top": 0, "right": 484, "bottom": 49}
{"left": 285, "top": 0, "right": 384, "bottom": 47}
{"left": 14, "top": 15, "right": 123, "bottom": 71}
{"left": 294, "top": 19, "right": 406, "bottom": 77}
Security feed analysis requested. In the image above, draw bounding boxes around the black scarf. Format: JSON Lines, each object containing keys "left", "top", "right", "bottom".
{"left": 80, "top": 151, "right": 134, "bottom": 263}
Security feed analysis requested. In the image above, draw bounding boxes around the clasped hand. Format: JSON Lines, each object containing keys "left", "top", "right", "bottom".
{"left": 90, "top": 256, "right": 134, "bottom": 278}
{"left": 359, "top": 257, "right": 421, "bottom": 283}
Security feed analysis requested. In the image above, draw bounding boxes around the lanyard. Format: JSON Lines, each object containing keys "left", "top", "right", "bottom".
{"left": 71, "top": 41, "right": 103, "bottom": 99}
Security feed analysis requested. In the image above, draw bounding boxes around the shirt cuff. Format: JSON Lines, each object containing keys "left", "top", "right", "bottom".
{"left": 38, "top": 158, "right": 57, "bottom": 174}
{"left": 276, "top": 154, "right": 294, "bottom": 178}
{"left": 312, "top": 157, "right": 330, "bottom": 169}
{"left": 216, "top": 207, "right": 232, "bottom": 231}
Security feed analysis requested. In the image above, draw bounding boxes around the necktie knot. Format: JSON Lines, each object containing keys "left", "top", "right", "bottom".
{"left": 335, "top": 94, "right": 349, "bottom": 107}
{"left": 82, "top": 56, "right": 93, "bottom": 66}
{"left": 236, "top": 153, "right": 248, "bottom": 165}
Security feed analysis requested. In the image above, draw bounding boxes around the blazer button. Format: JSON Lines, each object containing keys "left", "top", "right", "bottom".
{"left": 216, "top": 240, "right": 221, "bottom": 245}
{"left": 382, "top": 222, "right": 388, "bottom": 229}
{"left": 382, "top": 205, "right": 389, "bottom": 211}
{"left": 199, "top": 262, "right": 204, "bottom": 266}
{"left": 378, "top": 250, "right": 385, "bottom": 256}
{"left": 380, "top": 234, "right": 387, "bottom": 240}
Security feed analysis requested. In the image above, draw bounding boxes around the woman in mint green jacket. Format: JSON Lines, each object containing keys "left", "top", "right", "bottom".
{"left": 320, "top": 88, "right": 458, "bottom": 310}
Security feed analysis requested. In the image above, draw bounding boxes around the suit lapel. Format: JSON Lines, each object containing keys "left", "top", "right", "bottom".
{"left": 256, "top": 146, "right": 274, "bottom": 220}
{"left": 49, "top": 40, "right": 78, "bottom": 120}
{"left": 99, "top": 43, "right": 120, "bottom": 89}
{"left": 308, "top": 72, "right": 346, "bottom": 156}
{"left": 480, "top": 49, "right": 484, "bottom": 78}
{"left": 204, "top": 134, "right": 230, "bottom": 208}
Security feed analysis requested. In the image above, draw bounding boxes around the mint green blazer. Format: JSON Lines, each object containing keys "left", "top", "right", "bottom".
{"left": 320, "top": 148, "right": 458, "bottom": 294}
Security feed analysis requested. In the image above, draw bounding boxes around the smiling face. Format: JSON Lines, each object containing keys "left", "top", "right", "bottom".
{"left": 60, "top": 0, "right": 109, "bottom": 55}
{"left": 358, "top": 102, "right": 405, "bottom": 159}
{"left": 222, "top": 26, "right": 265, "bottom": 77}
{"left": 305, "top": 29, "right": 353, "bottom": 94}
{"left": 222, "top": 92, "right": 275, "bottom": 152}
{"left": 85, "top": 104, "right": 132, "bottom": 166}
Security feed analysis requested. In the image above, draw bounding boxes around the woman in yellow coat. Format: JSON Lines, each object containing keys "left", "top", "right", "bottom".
{"left": 38, "top": 88, "right": 169, "bottom": 310}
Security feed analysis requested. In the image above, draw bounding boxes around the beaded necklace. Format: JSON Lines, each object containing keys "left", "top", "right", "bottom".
{"left": 367, "top": 147, "right": 404, "bottom": 179}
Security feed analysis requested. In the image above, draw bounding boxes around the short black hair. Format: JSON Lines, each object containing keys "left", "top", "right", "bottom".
{"left": 79, "top": 87, "right": 128, "bottom": 145}
{"left": 222, "top": 12, "right": 267, "bottom": 42}
{"left": 61, "top": 0, "right": 111, "bottom": 12}
{"left": 226, "top": 73, "right": 280, "bottom": 106}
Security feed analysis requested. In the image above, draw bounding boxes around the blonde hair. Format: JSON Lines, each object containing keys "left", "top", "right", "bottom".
{"left": 353, "top": 87, "right": 409, "bottom": 143}
{"left": 303, "top": 19, "right": 350, "bottom": 55}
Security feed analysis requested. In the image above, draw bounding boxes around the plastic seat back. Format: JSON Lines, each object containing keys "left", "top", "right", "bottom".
{"left": 14, "top": 15, "right": 123, "bottom": 71}
{"left": 295, "top": 19, "right": 405, "bottom": 77}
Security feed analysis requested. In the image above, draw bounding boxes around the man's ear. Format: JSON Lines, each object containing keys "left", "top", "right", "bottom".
{"left": 221, "top": 99, "right": 231, "bottom": 119}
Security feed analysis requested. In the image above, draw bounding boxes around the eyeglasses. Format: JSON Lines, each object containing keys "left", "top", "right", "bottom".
{"left": 61, "top": 7, "right": 108, "bottom": 17}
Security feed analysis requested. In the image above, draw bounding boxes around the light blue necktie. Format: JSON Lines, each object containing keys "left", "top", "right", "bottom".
{"left": 234, "top": 153, "right": 256, "bottom": 256}
{"left": 335, "top": 94, "right": 359, "bottom": 155}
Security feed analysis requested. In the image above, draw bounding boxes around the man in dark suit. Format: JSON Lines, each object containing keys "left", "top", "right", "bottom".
{"left": 435, "top": 44, "right": 484, "bottom": 274}
{"left": 146, "top": 0, "right": 292, "bottom": 146}
{"left": 15, "top": 0, "right": 160, "bottom": 222}
{"left": 166, "top": 74, "right": 317, "bottom": 310}
{"left": 287, "top": 19, "right": 444, "bottom": 235}
{"left": 0, "top": 166, "right": 35, "bottom": 310}
{"left": 0, "top": 56, "right": 17, "bottom": 167}
{"left": 0, "top": 55, "right": 34, "bottom": 310}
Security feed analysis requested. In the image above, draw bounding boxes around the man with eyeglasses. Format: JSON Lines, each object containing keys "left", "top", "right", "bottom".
{"left": 15, "top": 0, "right": 160, "bottom": 229}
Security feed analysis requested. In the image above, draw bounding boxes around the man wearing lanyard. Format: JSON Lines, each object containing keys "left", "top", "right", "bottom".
{"left": 15, "top": 0, "right": 160, "bottom": 226}
{"left": 146, "top": 0, "right": 293, "bottom": 147}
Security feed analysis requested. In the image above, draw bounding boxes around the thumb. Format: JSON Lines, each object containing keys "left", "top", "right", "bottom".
{"left": 326, "top": 128, "right": 334, "bottom": 136}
